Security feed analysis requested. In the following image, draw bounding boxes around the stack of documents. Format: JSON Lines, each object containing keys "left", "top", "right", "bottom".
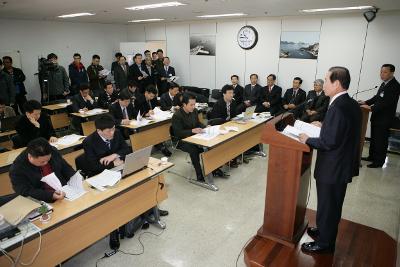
{"left": 150, "top": 107, "right": 173, "bottom": 121}
{"left": 282, "top": 120, "right": 321, "bottom": 141}
{"left": 192, "top": 125, "right": 221, "bottom": 141}
{"left": 85, "top": 108, "right": 106, "bottom": 115}
{"left": 51, "top": 134, "right": 85, "bottom": 148}
{"left": 85, "top": 169, "right": 122, "bottom": 191}
{"left": 41, "top": 172, "right": 87, "bottom": 201}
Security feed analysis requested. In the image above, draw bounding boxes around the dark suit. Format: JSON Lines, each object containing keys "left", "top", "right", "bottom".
{"left": 129, "top": 64, "right": 150, "bottom": 93}
{"left": 87, "top": 64, "right": 106, "bottom": 95}
{"left": 306, "top": 93, "right": 361, "bottom": 248}
{"left": 157, "top": 65, "right": 175, "bottom": 95}
{"left": 15, "top": 114, "right": 56, "bottom": 147}
{"left": 97, "top": 90, "right": 118, "bottom": 109}
{"left": 365, "top": 78, "right": 400, "bottom": 165}
{"left": 113, "top": 63, "right": 130, "bottom": 91}
{"left": 233, "top": 84, "right": 244, "bottom": 104}
{"left": 283, "top": 88, "right": 307, "bottom": 118}
{"left": 257, "top": 85, "right": 282, "bottom": 115}
{"left": 300, "top": 91, "right": 330, "bottom": 122}
{"left": 71, "top": 93, "right": 96, "bottom": 112}
{"left": 135, "top": 95, "right": 158, "bottom": 116}
{"left": 109, "top": 102, "right": 138, "bottom": 125}
{"left": 171, "top": 108, "right": 205, "bottom": 178}
{"left": 82, "top": 130, "right": 131, "bottom": 177}
{"left": 10, "top": 148, "right": 75, "bottom": 203}
{"left": 209, "top": 98, "right": 238, "bottom": 123}
{"left": 159, "top": 92, "right": 181, "bottom": 111}
{"left": 142, "top": 64, "right": 157, "bottom": 90}
{"left": 243, "top": 84, "right": 263, "bottom": 106}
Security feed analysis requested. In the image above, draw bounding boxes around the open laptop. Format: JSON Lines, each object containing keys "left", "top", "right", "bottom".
{"left": 111, "top": 146, "right": 153, "bottom": 178}
{"left": 0, "top": 116, "right": 21, "bottom": 132}
{"left": 234, "top": 106, "right": 256, "bottom": 122}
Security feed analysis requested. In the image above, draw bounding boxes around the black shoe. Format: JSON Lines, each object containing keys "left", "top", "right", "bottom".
{"left": 230, "top": 160, "right": 239, "bottom": 168}
{"left": 141, "top": 222, "right": 150, "bottom": 230}
{"left": 306, "top": 227, "right": 319, "bottom": 240}
{"left": 161, "top": 147, "right": 172, "bottom": 157}
{"left": 212, "top": 169, "right": 225, "bottom": 177}
{"left": 301, "top": 242, "right": 334, "bottom": 254}
{"left": 119, "top": 225, "right": 126, "bottom": 239}
{"left": 197, "top": 175, "right": 206, "bottom": 182}
{"left": 109, "top": 230, "right": 120, "bottom": 250}
{"left": 159, "top": 209, "right": 169, "bottom": 216}
{"left": 361, "top": 156, "right": 373, "bottom": 162}
{"left": 367, "top": 163, "right": 383, "bottom": 168}
{"left": 242, "top": 158, "right": 250, "bottom": 164}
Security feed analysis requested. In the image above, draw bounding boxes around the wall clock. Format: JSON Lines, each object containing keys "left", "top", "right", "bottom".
{"left": 237, "top": 25, "right": 258, "bottom": 50}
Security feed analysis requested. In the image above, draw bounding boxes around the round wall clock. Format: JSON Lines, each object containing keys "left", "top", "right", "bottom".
{"left": 237, "top": 25, "right": 258, "bottom": 50}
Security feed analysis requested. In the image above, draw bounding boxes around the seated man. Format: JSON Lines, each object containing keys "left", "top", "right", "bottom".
{"left": 172, "top": 94, "right": 206, "bottom": 182}
{"left": 122, "top": 81, "right": 141, "bottom": 103}
{"left": 135, "top": 85, "right": 159, "bottom": 117}
{"left": 282, "top": 77, "right": 307, "bottom": 118}
{"left": 242, "top": 74, "right": 263, "bottom": 112}
{"left": 209, "top": 84, "right": 238, "bottom": 123}
{"left": 15, "top": 100, "right": 57, "bottom": 147}
{"left": 97, "top": 82, "right": 118, "bottom": 109}
{"left": 71, "top": 84, "right": 97, "bottom": 112}
{"left": 300, "top": 79, "right": 329, "bottom": 123}
{"left": 257, "top": 74, "right": 282, "bottom": 115}
{"left": 9, "top": 137, "right": 75, "bottom": 203}
{"left": 109, "top": 91, "right": 138, "bottom": 126}
{"left": 0, "top": 97, "right": 16, "bottom": 119}
{"left": 160, "top": 82, "right": 181, "bottom": 111}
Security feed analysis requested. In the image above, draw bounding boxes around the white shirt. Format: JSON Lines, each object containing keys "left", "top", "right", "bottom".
{"left": 329, "top": 91, "right": 348, "bottom": 106}
{"left": 168, "top": 92, "right": 174, "bottom": 101}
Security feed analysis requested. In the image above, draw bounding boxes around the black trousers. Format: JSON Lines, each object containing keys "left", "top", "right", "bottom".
{"left": 178, "top": 142, "right": 203, "bottom": 178}
{"left": 12, "top": 93, "right": 27, "bottom": 114}
{"left": 316, "top": 181, "right": 347, "bottom": 247}
{"left": 368, "top": 123, "right": 390, "bottom": 165}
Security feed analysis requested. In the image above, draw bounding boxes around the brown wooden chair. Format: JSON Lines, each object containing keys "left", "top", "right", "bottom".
{"left": 81, "top": 121, "right": 96, "bottom": 136}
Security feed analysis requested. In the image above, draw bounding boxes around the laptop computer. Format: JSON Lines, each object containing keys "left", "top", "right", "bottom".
{"left": 0, "top": 116, "right": 21, "bottom": 132}
{"left": 112, "top": 146, "right": 153, "bottom": 178}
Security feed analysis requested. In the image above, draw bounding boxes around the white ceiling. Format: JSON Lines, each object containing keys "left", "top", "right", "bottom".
{"left": 0, "top": 0, "right": 399, "bottom": 24}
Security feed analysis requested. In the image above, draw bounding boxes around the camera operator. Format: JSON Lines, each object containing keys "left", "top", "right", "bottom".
{"left": 43, "top": 53, "right": 70, "bottom": 102}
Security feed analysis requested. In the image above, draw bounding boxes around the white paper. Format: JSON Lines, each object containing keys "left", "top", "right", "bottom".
{"left": 191, "top": 125, "right": 221, "bottom": 140}
{"left": 85, "top": 108, "right": 106, "bottom": 115}
{"left": 62, "top": 171, "right": 87, "bottom": 201}
{"left": 150, "top": 107, "right": 173, "bottom": 121}
{"left": 56, "top": 103, "right": 71, "bottom": 108}
{"left": 167, "top": 76, "right": 179, "bottom": 82}
{"left": 86, "top": 169, "right": 121, "bottom": 191}
{"left": 282, "top": 120, "right": 321, "bottom": 140}
{"left": 41, "top": 173, "right": 63, "bottom": 191}
{"left": 99, "top": 69, "right": 110, "bottom": 77}
{"left": 53, "top": 134, "right": 85, "bottom": 146}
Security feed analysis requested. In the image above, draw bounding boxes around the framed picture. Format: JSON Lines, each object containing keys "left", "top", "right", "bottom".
{"left": 280, "top": 31, "right": 320, "bottom": 60}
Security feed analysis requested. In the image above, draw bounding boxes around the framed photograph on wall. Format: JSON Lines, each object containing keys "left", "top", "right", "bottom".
{"left": 190, "top": 35, "right": 216, "bottom": 56}
{"left": 280, "top": 31, "right": 320, "bottom": 60}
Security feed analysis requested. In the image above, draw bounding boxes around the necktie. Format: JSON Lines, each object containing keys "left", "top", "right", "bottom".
{"left": 226, "top": 103, "right": 231, "bottom": 121}
{"left": 122, "top": 107, "right": 128, "bottom": 119}
{"left": 148, "top": 100, "right": 152, "bottom": 109}
{"left": 105, "top": 140, "right": 111, "bottom": 149}
{"left": 377, "top": 82, "right": 385, "bottom": 95}
{"left": 165, "top": 66, "right": 168, "bottom": 73}
{"left": 269, "top": 86, "right": 272, "bottom": 93}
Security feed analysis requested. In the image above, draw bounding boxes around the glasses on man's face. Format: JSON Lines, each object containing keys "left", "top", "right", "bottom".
{"left": 74, "top": 57, "right": 81, "bottom": 60}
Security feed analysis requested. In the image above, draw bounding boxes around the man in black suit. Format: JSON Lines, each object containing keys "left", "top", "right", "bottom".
{"left": 283, "top": 77, "right": 307, "bottom": 118}
{"left": 299, "top": 66, "right": 361, "bottom": 254}
{"left": 87, "top": 54, "right": 106, "bottom": 96}
{"left": 157, "top": 57, "right": 176, "bottom": 96}
{"left": 243, "top": 74, "right": 263, "bottom": 112}
{"left": 82, "top": 114, "right": 131, "bottom": 250}
{"left": 111, "top": 52, "right": 122, "bottom": 75}
{"left": 300, "top": 79, "right": 330, "bottom": 122}
{"left": 160, "top": 82, "right": 181, "bottom": 111}
{"left": 231, "top": 75, "right": 244, "bottom": 106}
{"left": 109, "top": 91, "right": 138, "bottom": 125}
{"left": 153, "top": 49, "right": 164, "bottom": 70}
{"left": 10, "top": 137, "right": 76, "bottom": 203}
{"left": 16, "top": 100, "right": 57, "bottom": 147}
{"left": 113, "top": 56, "right": 129, "bottom": 92}
{"left": 171, "top": 94, "right": 206, "bottom": 182}
{"left": 97, "top": 82, "right": 118, "bottom": 109}
{"left": 257, "top": 74, "right": 282, "bottom": 115}
{"left": 71, "top": 84, "right": 97, "bottom": 112}
{"left": 143, "top": 58, "right": 157, "bottom": 89}
{"left": 209, "top": 84, "right": 238, "bottom": 123}
{"left": 135, "top": 85, "right": 158, "bottom": 117}
{"left": 129, "top": 53, "right": 150, "bottom": 93}
{"left": 359, "top": 64, "right": 400, "bottom": 168}
{"left": 2, "top": 56, "right": 27, "bottom": 114}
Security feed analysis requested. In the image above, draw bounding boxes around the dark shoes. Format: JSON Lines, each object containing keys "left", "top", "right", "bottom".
{"left": 159, "top": 209, "right": 169, "bottom": 216}
{"left": 141, "top": 222, "right": 150, "bottom": 230}
{"left": 161, "top": 147, "right": 172, "bottom": 157}
{"left": 197, "top": 175, "right": 206, "bottom": 182}
{"left": 367, "top": 163, "right": 383, "bottom": 168}
{"left": 301, "top": 241, "right": 335, "bottom": 254}
{"left": 109, "top": 230, "right": 120, "bottom": 250}
{"left": 361, "top": 156, "right": 373, "bottom": 162}
{"left": 306, "top": 227, "right": 319, "bottom": 240}
{"left": 212, "top": 168, "right": 229, "bottom": 177}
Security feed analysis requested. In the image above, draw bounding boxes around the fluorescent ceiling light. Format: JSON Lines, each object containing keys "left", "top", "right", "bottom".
{"left": 129, "top": 18, "right": 165, "bottom": 23}
{"left": 301, "top": 6, "right": 374, "bottom": 13}
{"left": 197, "top": 13, "right": 247, "bottom": 18}
{"left": 58, "top": 12, "right": 95, "bottom": 18}
{"left": 125, "top": 2, "right": 185, "bottom": 11}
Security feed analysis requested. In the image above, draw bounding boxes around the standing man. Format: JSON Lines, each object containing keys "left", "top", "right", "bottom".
{"left": 87, "top": 54, "right": 106, "bottom": 96}
{"left": 45, "top": 53, "right": 70, "bottom": 102}
{"left": 68, "top": 53, "right": 88, "bottom": 96}
{"left": 257, "top": 74, "right": 282, "bottom": 115}
{"left": 113, "top": 56, "right": 129, "bottom": 92}
{"left": 299, "top": 66, "right": 361, "bottom": 254}
{"left": 359, "top": 64, "right": 400, "bottom": 168}
{"left": 2, "top": 56, "right": 27, "bottom": 114}
{"left": 231, "top": 75, "right": 244, "bottom": 111}
{"left": 157, "top": 57, "right": 175, "bottom": 96}
{"left": 0, "top": 59, "right": 15, "bottom": 107}
{"left": 111, "top": 52, "right": 122, "bottom": 75}
{"left": 129, "top": 53, "right": 149, "bottom": 93}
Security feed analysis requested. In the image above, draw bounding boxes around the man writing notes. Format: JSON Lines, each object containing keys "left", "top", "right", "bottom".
{"left": 299, "top": 67, "right": 361, "bottom": 254}
{"left": 359, "top": 64, "right": 400, "bottom": 168}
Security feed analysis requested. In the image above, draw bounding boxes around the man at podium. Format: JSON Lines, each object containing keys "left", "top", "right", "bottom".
{"left": 299, "top": 67, "right": 361, "bottom": 254}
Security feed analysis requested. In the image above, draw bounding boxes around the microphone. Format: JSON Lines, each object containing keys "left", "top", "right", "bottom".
{"left": 275, "top": 98, "right": 313, "bottom": 131}
{"left": 352, "top": 86, "right": 378, "bottom": 99}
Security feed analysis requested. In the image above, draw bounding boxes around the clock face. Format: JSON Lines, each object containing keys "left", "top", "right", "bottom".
{"left": 237, "top": 26, "right": 258, "bottom": 50}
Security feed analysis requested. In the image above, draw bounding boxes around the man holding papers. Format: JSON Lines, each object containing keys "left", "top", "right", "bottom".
{"left": 299, "top": 67, "right": 361, "bottom": 254}
{"left": 10, "top": 137, "right": 76, "bottom": 203}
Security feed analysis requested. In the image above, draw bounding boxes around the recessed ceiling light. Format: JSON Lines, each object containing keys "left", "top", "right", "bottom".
{"left": 197, "top": 13, "right": 247, "bottom": 18}
{"left": 300, "top": 6, "right": 374, "bottom": 13}
{"left": 125, "top": 2, "right": 185, "bottom": 11}
{"left": 58, "top": 12, "right": 95, "bottom": 18}
{"left": 128, "top": 18, "right": 165, "bottom": 23}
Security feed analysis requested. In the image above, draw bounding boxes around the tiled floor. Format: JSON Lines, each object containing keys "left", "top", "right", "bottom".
{"left": 63, "top": 144, "right": 400, "bottom": 267}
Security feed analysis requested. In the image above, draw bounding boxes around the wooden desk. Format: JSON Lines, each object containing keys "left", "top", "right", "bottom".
{"left": 0, "top": 158, "right": 172, "bottom": 267}
{"left": 183, "top": 118, "right": 270, "bottom": 177}
{"left": 42, "top": 102, "right": 71, "bottom": 113}
{"left": 0, "top": 130, "right": 16, "bottom": 138}
{"left": 70, "top": 109, "right": 108, "bottom": 119}
{"left": 121, "top": 118, "right": 172, "bottom": 151}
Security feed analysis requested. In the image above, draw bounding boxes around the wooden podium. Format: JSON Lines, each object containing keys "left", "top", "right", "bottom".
{"left": 244, "top": 113, "right": 313, "bottom": 266}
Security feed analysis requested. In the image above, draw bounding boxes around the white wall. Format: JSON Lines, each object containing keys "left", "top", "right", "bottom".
{"left": 0, "top": 19, "right": 128, "bottom": 100}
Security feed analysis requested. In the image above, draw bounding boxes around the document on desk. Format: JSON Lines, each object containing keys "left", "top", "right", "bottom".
{"left": 150, "top": 107, "right": 173, "bottom": 121}
{"left": 85, "top": 169, "right": 122, "bottom": 191}
{"left": 57, "top": 102, "right": 71, "bottom": 108}
{"left": 282, "top": 120, "right": 321, "bottom": 141}
{"left": 51, "top": 134, "right": 85, "bottom": 147}
{"left": 41, "top": 172, "right": 87, "bottom": 201}
{"left": 86, "top": 108, "right": 106, "bottom": 115}
{"left": 191, "top": 125, "right": 221, "bottom": 140}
